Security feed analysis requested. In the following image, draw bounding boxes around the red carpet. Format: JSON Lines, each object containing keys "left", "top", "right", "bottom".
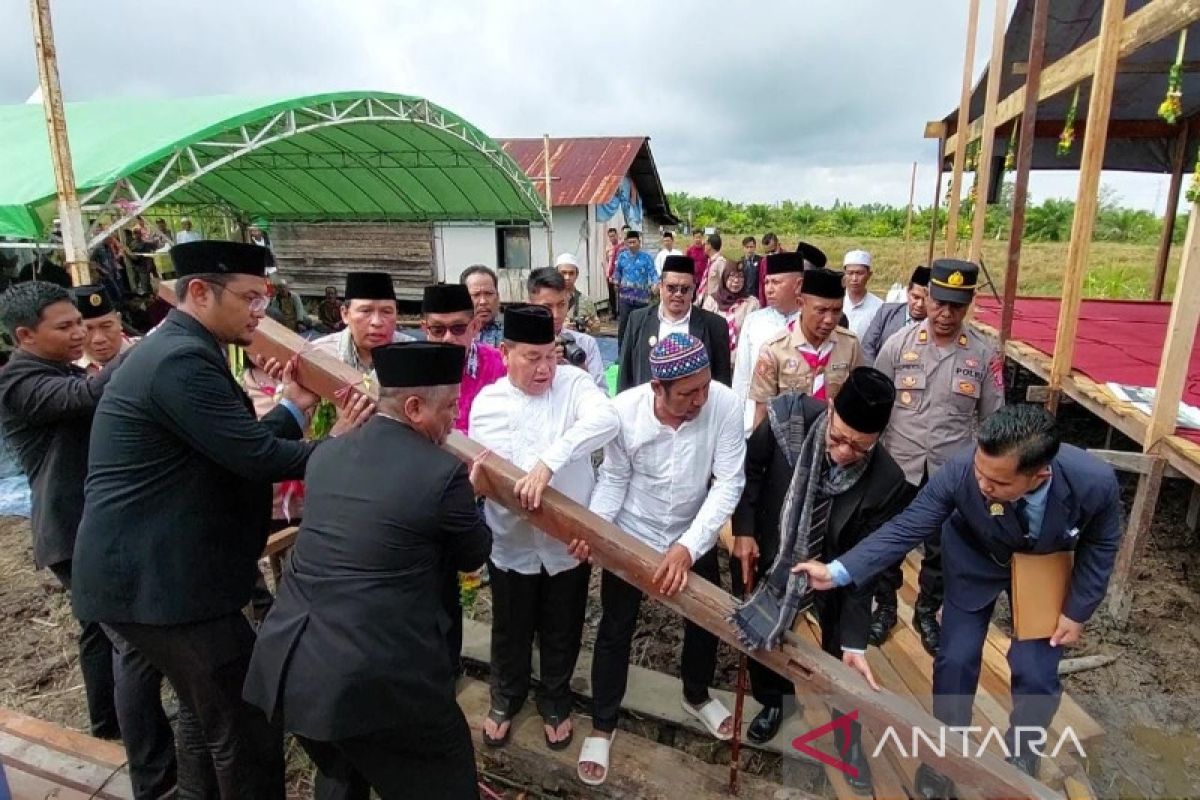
{"left": 973, "top": 296, "right": 1200, "bottom": 442}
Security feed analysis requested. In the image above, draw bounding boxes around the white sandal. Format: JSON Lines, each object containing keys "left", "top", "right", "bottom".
{"left": 577, "top": 732, "right": 615, "bottom": 786}
{"left": 682, "top": 697, "right": 734, "bottom": 741}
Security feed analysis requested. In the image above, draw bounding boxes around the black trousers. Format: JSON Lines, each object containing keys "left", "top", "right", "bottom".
{"left": 110, "top": 613, "right": 284, "bottom": 800}
{"left": 591, "top": 548, "right": 721, "bottom": 732}
{"left": 50, "top": 562, "right": 177, "bottom": 800}
{"left": 488, "top": 561, "right": 589, "bottom": 719}
{"left": 299, "top": 709, "right": 477, "bottom": 800}
{"left": 616, "top": 300, "right": 646, "bottom": 350}
{"left": 875, "top": 469, "right": 943, "bottom": 611}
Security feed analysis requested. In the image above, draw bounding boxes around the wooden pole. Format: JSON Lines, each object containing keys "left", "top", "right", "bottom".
{"left": 1151, "top": 125, "right": 1189, "bottom": 301}
{"left": 1000, "top": 0, "right": 1050, "bottom": 344}
{"left": 945, "top": 0, "right": 982, "bottom": 258}
{"left": 543, "top": 133, "right": 555, "bottom": 266}
{"left": 903, "top": 161, "right": 918, "bottom": 264}
{"left": 1046, "top": 0, "right": 1128, "bottom": 414}
{"left": 969, "top": 0, "right": 1010, "bottom": 264}
{"left": 1145, "top": 203, "right": 1200, "bottom": 450}
{"left": 928, "top": 136, "right": 945, "bottom": 265}
{"left": 29, "top": 0, "right": 89, "bottom": 285}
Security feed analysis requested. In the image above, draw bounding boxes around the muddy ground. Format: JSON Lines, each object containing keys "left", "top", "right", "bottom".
{"left": 3, "top": 378, "right": 1200, "bottom": 797}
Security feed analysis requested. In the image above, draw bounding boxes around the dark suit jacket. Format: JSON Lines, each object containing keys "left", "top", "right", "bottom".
{"left": 839, "top": 444, "right": 1121, "bottom": 621}
{"left": 732, "top": 395, "right": 914, "bottom": 651}
{"left": 73, "top": 309, "right": 316, "bottom": 625}
{"left": 861, "top": 302, "right": 910, "bottom": 364}
{"left": 244, "top": 417, "right": 491, "bottom": 740}
{"left": 617, "top": 304, "right": 732, "bottom": 392}
{"left": 0, "top": 350, "right": 122, "bottom": 568}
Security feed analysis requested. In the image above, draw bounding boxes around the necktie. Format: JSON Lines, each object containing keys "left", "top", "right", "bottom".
{"left": 799, "top": 349, "right": 832, "bottom": 400}
{"left": 1014, "top": 498, "right": 1032, "bottom": 539}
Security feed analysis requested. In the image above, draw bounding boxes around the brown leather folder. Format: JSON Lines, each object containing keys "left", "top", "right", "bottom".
{"left": 1010, "top": 551, "right": 1074, "bottom": 640}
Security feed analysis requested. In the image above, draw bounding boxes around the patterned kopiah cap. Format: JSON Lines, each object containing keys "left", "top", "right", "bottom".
{"left": 649, "top": 333, "right": 710, "bottom": 381}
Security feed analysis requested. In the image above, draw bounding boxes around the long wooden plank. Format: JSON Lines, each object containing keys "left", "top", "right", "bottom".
{"left": 4, "top": 766, "right": 95, "bottom": 800}
{"left": 154, "top": 282, "right": 1058, "bottom": 799}
{"left": 0, "top": 708, "right": 125, "bottom": 769}
{"left": 1151, "top": 127, "right": 1189, "bottom": 301}
{"left": 1108, "top": 455, "right": 1168, "bottom": 622}
{"left": 0, "top": 731, "right": 132, "bottom": 799}
{"left": 945, "top": 0, "right": 982, "bottom": 258}
{"left": 944, "top": 0, "right": 1200, "bottom": 153}
{"left": 1146, "top": 204, "right": 1200, "bottom": 450}
{"left": 1047, "top": 0, "right": 1128, "bottom": 413}
{"left": 969, "top": 0, "right": 1010, "bottom": 264}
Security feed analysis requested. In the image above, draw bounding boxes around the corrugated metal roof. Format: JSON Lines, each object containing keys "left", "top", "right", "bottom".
{"left": 498, "top": 137, "right": 646, "bottom": 208}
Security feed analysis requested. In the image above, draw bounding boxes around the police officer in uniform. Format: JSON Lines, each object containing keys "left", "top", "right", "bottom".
{"left": 869, "top": 259, "right": 1004, "bottom": 653}
{"left": 748, "top": 267, "right": 863, "bottom": 429}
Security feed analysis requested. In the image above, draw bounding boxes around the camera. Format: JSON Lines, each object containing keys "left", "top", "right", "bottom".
{"left": 556, "top": 332, "right": 588, "bottom": 367}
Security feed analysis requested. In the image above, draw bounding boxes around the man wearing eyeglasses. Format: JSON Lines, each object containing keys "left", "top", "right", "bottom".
{"left": 616, "top": 255, "right": 731, "bottom": 392}
{"left": 72, "top": 241, "right": 333, "bottom": 798}
{"left": 420, "top": 283, "right": 505, "bottom": 435}
{"left": 727, "top": 368, "right": 913, "bottom": 792}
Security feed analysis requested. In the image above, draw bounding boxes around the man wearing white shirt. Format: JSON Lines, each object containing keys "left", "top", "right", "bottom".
{"left": 842, "top": 249, "right": 883, "bottom": 339}
{"left": 731, "top": 250, "right": 807, "bottom": 437}
{"left": 526, "top": 267, "right": 608, "bottom": 394}
{"left": 578, "top": 333, "right": 745, "bottom": 787}
{"left": 653, "top": 230, "right": 683, "bottom": 274}
{"left": 470, "top": 305, "right": 620, "bottom": 752}
{"left": 174, "top": 217, "right": 202, "bottom": 245}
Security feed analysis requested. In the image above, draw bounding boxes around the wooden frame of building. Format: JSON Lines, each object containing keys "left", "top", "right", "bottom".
{"left": 925, "top": 0, "right": 1200, "bottom": 623}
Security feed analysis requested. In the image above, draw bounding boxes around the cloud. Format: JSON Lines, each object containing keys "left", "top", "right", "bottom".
{"left": 0, "top": 0, "right": 1173, "bottom": 212}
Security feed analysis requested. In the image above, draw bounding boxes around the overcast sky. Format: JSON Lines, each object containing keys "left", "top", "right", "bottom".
{"left": 0, "top": 0, "right": 1174, "bottom": 213}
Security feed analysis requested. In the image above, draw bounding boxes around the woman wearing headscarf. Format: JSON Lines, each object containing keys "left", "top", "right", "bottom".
{"left": 702, "top": 259, "right": 760, "bottom": 363}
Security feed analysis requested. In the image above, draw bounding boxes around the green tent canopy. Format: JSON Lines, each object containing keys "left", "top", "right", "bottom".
{"left": 0, "top": 91, "right": 547, "bottom": 240}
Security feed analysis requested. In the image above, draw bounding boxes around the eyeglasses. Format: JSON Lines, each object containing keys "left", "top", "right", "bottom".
{"left": 827, "top": 427, "right": 875, "bottom": 456}
{"left": 663, "top": 283, "right": 693, "bottom": 295}
{"left": 425, "top": 322, "right": 471, "bottom": 337}
{"left": 208, "top": 282, "right": 269, "bottom": 313}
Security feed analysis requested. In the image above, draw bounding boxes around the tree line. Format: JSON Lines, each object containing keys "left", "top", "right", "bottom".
{"left": 668, "top": 182, "right": 1184, "bottom": 246}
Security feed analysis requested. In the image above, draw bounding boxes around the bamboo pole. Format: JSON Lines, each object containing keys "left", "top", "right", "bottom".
{"left": 903, "top": 161, "right": 918, "bottom": 264}
{"left": 29, "top": 0, "right": 89, "bottom": 285}
{"left": 969, "top": 0, "right": 1010, "bottom": 263}
{"left": 1046, "top": 0, "right": 1128, "bottom": 414}
{"left": 543, "top": 133, "right": 555, "bottom": 267}
{"left": 1000, "top": 0, "right": 1050, "bottom": 344}
{"left": 1152, "top": 125, "right": 1189, "bottom": 301}
{"left": 945, "top": 0, "right": 982, "bottom": 257}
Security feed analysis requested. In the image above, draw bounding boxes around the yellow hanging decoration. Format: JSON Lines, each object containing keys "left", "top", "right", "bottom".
{"left": 1159, "top": 30, "right": 1187, "bottom": 124}
{"left": 1186, "top": 145, "right": 1200, "bottom": 203}
{"left": 1058, "top": 86, "right": 1080, "bottom": 157}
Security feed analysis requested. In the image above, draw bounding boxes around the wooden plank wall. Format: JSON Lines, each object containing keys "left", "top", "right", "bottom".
{"left": 269, "top": 222, "right": 435, "bottom": 301}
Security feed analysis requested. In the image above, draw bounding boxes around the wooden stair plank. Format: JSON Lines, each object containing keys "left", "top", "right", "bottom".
{"left": 0, "top": 731, "right": 132, "bottom": 800}
{"left": 0, "top": 708, "right": 125, "bottom": 769}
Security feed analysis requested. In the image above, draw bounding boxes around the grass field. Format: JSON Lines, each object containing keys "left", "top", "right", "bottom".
{"left": 722, "top": 235, "right": 1181, "bottom": 300}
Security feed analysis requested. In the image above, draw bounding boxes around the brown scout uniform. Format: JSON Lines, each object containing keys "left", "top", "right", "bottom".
{"left": 748, "top": 325, "right": 864, "bottom": 404}
{"left": 873, "top": 318, "right": 1004, "bottom": 485}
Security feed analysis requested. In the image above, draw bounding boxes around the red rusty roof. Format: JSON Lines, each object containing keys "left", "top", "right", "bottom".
{"left": 498, "top": 136, "right": 653, "bottom": 209}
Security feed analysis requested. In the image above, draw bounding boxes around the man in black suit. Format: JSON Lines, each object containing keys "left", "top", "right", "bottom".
{"left": 245, "top": 342, "right": 492, "bottom": 800}
{"left": 860, "top": 265, "right": 930, "bottom": 363}
{"left": 729, "top": 368, "right": 914, "bottom": 793}
{"left": 0, "top": 282, "right": 176, "bottom": 799}
{"left": 617, "top": 255, "right": 731, "bottom": 392}
{"left": 72, "top": 241, "right": 325, "bottom": 799}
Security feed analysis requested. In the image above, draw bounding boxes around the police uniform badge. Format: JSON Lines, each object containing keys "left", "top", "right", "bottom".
{"left": 958, "top": 381, "right": 976, "bottom": 395}
{"left": 902, "top": 375, "right": 917, "bottom": 388}
{"left": 958, "top": 334, "right": 969, "bottom": 347}
{"left": 902, "top": 350, "right": 920, "bottom": 362}
{"left": 965, "top": 358, "right": 980, "bottom": 369}
{"left": 917, "top": 329, "right": 928, "bottom": 344}
{"left": 989, "top": 502, "right": 1004, "bottom": 516}
{"left": 89, "top": 293, "right": 103, "bottom": 307}
{"left": 899, "top": 391, "right": 913, "bottom": 406}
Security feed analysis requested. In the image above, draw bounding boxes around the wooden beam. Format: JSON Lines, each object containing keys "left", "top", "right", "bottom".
{"left": 1086, "top": 448, "right": 1183, "bottom": 477}
{"left": 945, "top": 0, "right": 1200, "bottom": 153}
{"left": 1001, "top": 0, "right": 1050, "bottom": 344}
{"left": 928, "top": 135, "right": 945, "bottom": 266}
{"left": 1046, "top": 0, "right": 1127, "bottom": 415}
{"left": 945, "top": 0, "right": 982, "bottom": 258}
{"left": 1106, "top": 454, "right": 1166, "bottom": 624}
{"left": 969, "top": 0, "right": 1010, "bottom": 264}
{"left": 1013, "top": 58, "right": 1200, "bottom": 75}
{"left": 28, "top": 0, "right": 89, "bottom": 285}
{"left": 155, "top": 282, "right": 1059, "bottom": 799}
{"left": 1145, "top": 203, "right": 1200, "bottom": 449}
{"left": 1152, "top": 126, "right": 1189, "bottom": 301}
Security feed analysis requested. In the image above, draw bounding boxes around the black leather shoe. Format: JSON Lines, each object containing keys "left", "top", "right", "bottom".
{"left": 868, "top": 602, "right": 898, "bottom": 647}
{"left": 914, "top": 763, "right": 957, "bottom": 800}
{"left": 746, "top": 705, "right": 783, "bottom": 744}
{"left": 1006, "top": 750, "right": 1040, "bottom": 778}
{"left": 833, "top": 722, "right": 873, "bottom": 795}
{"left": 912, "top": 603, "right": 942, "bottom": 656}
